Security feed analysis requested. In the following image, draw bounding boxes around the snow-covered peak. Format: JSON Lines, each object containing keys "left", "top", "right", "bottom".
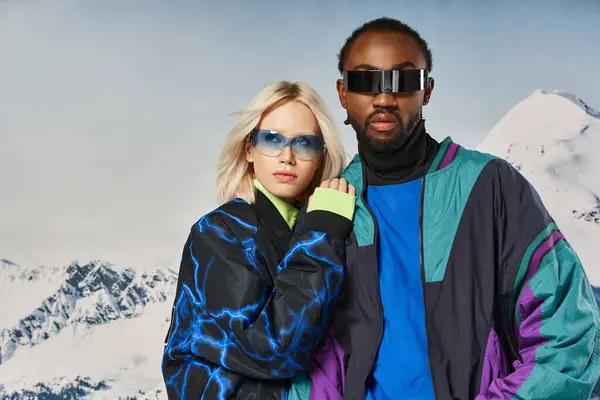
{"left": 0, "top": 259, "right": 19, "bottom": 268}
{"left": 0, "top": 260, "right": 177, "bottom": 366}
{"left": 477, "top": 89, "right": 600, "bottom": 284}
{"left": 538, "top": 89, "right": 600, "bottom": 119}
{"left": 0, "top": 258, "right": 64, "bottom": 283}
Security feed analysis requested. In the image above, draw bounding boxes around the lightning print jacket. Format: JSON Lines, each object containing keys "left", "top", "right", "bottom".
{"left": 290, "top": 137, "right": 600, "bottom": 400}
{"left": 162, "top": 180, "right": 355, "bottom": 399}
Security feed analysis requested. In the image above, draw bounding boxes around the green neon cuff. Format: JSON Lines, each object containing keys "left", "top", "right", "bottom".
{"left": 307, "top": 187, "right": 356, "bottom": 221}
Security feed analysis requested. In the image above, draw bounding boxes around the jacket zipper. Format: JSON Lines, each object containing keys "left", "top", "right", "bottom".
{"left": 358, "top": 170, "right": 384, "bottom": 399}
{"left": 419, "top": 177, "right": 437, "bottom": 399}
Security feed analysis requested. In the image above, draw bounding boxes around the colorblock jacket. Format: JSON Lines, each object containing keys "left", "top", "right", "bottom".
{"left": 162, "top": 180, "right": 355, "bottom": 399}
{"left": 292, "top": 138, "right": 600, "bottom": 400}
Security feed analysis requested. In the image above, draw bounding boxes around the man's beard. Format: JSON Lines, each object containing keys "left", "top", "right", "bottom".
{"left": 351, "top": 110, "right": 421, "bottom": 153}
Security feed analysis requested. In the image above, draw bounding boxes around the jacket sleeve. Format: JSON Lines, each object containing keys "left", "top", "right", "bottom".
{"left": 478, "top": 159, "right": 600, "bottom": 400}
{"left": 162, "top": 192, "right": 354, "bottom": 398}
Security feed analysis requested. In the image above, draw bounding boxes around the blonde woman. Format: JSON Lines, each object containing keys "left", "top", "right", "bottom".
{"left": 162, "top": 81, "right": 355, "bottom": 399}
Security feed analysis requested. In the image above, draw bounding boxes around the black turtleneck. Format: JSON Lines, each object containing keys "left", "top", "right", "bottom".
{"left": 358, "top": 119, "right": 440, "bottom": 186}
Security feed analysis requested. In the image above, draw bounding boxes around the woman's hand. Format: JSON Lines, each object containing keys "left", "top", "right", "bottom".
{"left": 319, "top": 177, "right": 356, "bottom": 196}
{"left": 307, "top": 177, "right": 356, "bottom": 209}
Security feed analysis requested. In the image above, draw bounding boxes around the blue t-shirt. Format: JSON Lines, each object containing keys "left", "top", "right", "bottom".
{"left": 365, "top": 177, "right": 435, "bottom": 400}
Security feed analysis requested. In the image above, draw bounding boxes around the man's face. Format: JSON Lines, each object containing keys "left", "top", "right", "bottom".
{"left": 336, "top": 30, "right": 434, "bottom": 152}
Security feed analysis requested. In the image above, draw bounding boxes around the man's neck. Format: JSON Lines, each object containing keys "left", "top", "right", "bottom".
{"left": 358, "top": 119, "right": 440, "bottom": 186}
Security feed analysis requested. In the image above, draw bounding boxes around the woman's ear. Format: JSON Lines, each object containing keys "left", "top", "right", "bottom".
{"left": 245, "top": 138, "right": 254, "bottom": 162}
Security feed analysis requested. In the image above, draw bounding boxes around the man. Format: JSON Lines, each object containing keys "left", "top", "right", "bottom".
{"left": 325, "top": 17, "right": 600, "bottom": 400}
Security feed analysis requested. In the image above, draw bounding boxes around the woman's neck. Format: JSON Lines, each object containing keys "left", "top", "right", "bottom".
{"left": 253, "top": 179, "right": 299, "bottom": 229}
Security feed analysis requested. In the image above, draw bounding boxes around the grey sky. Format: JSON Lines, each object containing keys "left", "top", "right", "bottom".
{"left": 1, "top": 0, "right": 598, "bottom": 269}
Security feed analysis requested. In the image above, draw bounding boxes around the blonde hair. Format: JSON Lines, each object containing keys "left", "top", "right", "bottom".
{"left": 216, "top": 80, "right": 347, "bottom": 205}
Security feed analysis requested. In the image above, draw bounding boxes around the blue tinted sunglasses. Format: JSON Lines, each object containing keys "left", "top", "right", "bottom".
{"left": 249, "top": 129, "right": 325, "bottom": 161}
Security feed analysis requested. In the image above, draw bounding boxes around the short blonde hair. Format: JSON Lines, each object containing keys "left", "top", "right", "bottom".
{"left": 216, "top": 81, "right": 346, "bottom": 205}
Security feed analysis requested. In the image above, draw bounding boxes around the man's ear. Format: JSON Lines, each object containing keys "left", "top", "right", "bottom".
{"left": 336, "top": 79, "right": 347, "bottom": 110}
{"left": 423, "top": 77, "right": 434, "bottom": 106}
{"left": 244, "top": 138, "right": 254, "bottom": 162}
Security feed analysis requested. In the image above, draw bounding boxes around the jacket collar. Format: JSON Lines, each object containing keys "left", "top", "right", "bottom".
{"left": 343, "top": 136, "right": 461, "bottom": 188}
{"left": 340, "top": 136, "right": 462, "bottom": 248}
{"left": 252, "top": 180, "right": 299, "bottom": 232}
{"left": 426, "top": 136, "right": 462, "bottom": 173}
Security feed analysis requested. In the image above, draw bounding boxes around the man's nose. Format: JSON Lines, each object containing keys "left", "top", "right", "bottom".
{"left": 372, "top": 92, "right": 397, "bottom": 109}
{"left": 278, "top": 145, "right": 295, "bottom": 164}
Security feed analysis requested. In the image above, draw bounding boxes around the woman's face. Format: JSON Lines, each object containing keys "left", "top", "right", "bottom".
{"left": 246, "top": 100, "right": 324, "bottom": 203}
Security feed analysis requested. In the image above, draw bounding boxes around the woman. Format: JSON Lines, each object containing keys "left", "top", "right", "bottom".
{"left": 162, "top": 80, "right": 355, "bottom": 399}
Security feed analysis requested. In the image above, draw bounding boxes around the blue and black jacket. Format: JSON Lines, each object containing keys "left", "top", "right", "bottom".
{"left": 161, "top": 180, "right": 355, "bottom": 399}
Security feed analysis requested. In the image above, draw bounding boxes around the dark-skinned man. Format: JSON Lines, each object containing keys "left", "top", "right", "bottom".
{"left": 292, "top": 17, "right": 600, "bottom": 400}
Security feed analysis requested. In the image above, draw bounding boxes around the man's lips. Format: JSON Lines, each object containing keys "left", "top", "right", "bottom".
{"left": 369, "top": 113, "right": 398, "bottom": 132}
{"left": 371, "top": 113, "right": 398, "bottom": 123}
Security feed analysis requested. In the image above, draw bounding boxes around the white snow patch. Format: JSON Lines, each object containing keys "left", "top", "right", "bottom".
{"left": 477, "top": 88, "right": 600, "bottom": 284}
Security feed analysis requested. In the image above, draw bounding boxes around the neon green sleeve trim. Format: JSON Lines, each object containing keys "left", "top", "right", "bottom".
{"left": 307, "top": 187, "right": 356, "bottom": 221}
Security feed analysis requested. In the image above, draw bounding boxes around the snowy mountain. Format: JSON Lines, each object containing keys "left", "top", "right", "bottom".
{"left": 477, "top": 88, "right": 600, "bottom": 285}
{"left": 0, "top": 260, "right": 177, "bottom": 399}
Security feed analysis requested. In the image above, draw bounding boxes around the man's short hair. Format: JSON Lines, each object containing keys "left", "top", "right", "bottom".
{"left": 337, "top": 17, "right": 433, "bottom": 74}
